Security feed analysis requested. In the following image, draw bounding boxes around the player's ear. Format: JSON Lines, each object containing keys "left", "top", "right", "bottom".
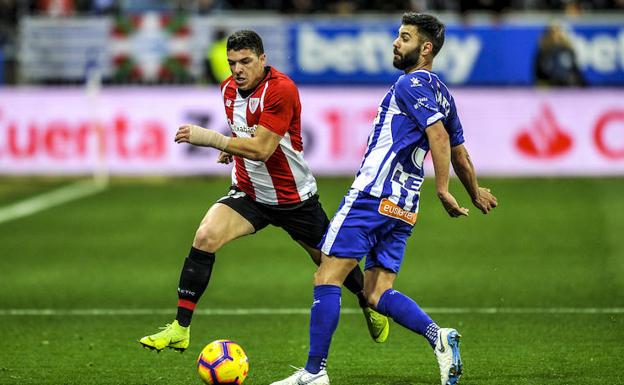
{"left": 421, "top": 41, "right": 433, "bottom": 57}
{"left": 259, "top": 53, "right": 267, "bottom": 64}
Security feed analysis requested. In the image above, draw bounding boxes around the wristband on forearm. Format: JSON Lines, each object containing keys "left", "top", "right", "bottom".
{"left": 188, "top": 125, "right": 231, "bottom": 151}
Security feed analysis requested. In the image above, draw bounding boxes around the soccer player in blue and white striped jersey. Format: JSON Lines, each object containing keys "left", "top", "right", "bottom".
{"left": 271, "top": 13, "right": 498, "bottom": 385}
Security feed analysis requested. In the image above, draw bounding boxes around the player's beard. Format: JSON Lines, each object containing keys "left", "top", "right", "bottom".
{"left": 393, "top": 44, "right": 421, "bottom": 71}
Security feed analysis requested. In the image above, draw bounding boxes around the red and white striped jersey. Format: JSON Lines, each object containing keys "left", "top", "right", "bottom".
{"left": 221, "top": 67, "right": 317, "bottom": 205}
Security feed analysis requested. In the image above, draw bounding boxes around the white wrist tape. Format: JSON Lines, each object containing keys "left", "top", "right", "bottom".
{"left": 188, "top": 125, "right": 231, "bottom": 151}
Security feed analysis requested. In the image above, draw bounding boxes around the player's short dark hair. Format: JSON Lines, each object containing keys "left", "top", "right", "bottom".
{"left": 401, "top": 13, "right": 445, "bottom": 57}
{"left": 226, "top": 30, "right": 264, "bottom": 56}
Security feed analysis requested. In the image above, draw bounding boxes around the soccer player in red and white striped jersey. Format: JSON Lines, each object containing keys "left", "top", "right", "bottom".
{"left": 139, "top": 30, "right": 389, "bottom": 353}
{"left": 220, "top": 61, "right": 316, "bottom": 205}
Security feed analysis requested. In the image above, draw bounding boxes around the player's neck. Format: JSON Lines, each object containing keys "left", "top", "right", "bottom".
{"left": 405, "top": 59, "right": 433, "bottom": 74}
{"left": 239, "top": 66, "right": 270, "bottom": 97}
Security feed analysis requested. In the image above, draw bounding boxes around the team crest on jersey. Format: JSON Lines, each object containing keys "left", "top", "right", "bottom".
{"left": 249, "top": 98, "right": 260, "bottom": 113}
{"left": 226, "top": 99, "right": 233, "bottom": 107}
{"left": 410, "top": 77, "right": 422, "bottom": 87}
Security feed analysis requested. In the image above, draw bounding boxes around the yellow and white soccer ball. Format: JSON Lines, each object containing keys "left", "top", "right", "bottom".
{"left": 197, "top": 340, "right": 249, "bottom": 384}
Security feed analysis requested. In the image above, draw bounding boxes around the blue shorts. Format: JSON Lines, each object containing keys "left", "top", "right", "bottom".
{"left": 318, "top": 189, "right": 415, "bottom": 273}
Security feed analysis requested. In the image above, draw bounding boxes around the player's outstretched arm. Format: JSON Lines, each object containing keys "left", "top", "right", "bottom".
{"left": 450, "top": 144, "right": 498, "bottom": 214}
{"left": 222, "top": 125, "right": 282, "bottom": 162}
{"left": 175, "top": 124, "right": 230, "bottom": 149}
{"left": 426, "top": 121, "right": 469, "bottom": 218}
{"left": 175, "top": 124, "right": 281, "bottom": 162}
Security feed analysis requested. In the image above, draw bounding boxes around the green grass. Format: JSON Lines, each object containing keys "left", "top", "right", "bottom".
{"left": 0, "top": 177, "right": 622, "bottom": 384}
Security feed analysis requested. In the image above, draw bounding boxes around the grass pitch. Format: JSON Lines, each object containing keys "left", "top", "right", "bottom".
{"left": 0, "top": 176, "right": 622, "bottom": 385}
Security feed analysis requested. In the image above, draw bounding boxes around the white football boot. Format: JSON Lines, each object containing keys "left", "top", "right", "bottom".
{"left": 270, "top": 366, "right": 330, "bottom": 385}
{"left": 434, "top": 328, "right": 463, "bottom": 385}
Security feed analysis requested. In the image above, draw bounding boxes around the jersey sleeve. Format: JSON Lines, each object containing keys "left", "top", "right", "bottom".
{"left": 258, "top": 81, "right": 297, "bottom": 136}
{"left": 446, "top": 97, "right": 465, "bottom": 147}
{"left": 395, "top": 75, "right": 445, "bottom": 131}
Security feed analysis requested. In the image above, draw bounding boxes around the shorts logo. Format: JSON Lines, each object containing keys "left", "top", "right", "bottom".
{"left": 378, "top": 198, "right": 417, "bottom": 226}
{"left": 249, "top": 98, "right": 260, "bottom": 113}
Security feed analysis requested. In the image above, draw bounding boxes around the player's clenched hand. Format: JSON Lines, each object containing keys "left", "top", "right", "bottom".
{"left": 437, "top": 191, "right": 469, "bottom": 218}
{"left": 217, "top": 151, "right": 233, "bottom": 164}
{"left": 472, "top": 187, "right": 498, "bottom": 214}
{"left": 175, "top": 124, "right": 230, "bottom": 151}
{"left": 174, "top": 124, "right": 192, "bottom": 143}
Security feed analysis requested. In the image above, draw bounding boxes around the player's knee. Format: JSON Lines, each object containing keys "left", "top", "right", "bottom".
{"left": 313, "top": 269, "right": 328, "bottom": 285}
{"left": 313, "top": 268, "right": 342, "bottom": 286}
{"left": 193, "top": 225, "right": 224, "bottom": 253}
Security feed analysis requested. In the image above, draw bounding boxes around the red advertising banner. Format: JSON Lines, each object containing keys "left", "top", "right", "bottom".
{"left": 1, "top": 87, "right": 622, "bottom": 176}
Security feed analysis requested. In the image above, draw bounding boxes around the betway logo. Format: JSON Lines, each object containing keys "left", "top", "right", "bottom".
{"left": 433, "top": 35, "right": 481, "bottom": 83}
{"left": 297, "top": 27, "right": 480, "bottom": 83}
{"left": 572, "top": 29, "right": 624, "bottom": 73}
{"left": 298, "top": 26, "right": 396, "bottom": 74}
{"left": 0, "top": 114, "right": 166, "bottom": 159}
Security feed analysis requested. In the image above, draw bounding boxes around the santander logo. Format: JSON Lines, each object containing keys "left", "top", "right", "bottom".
{"left": 515, "top": 104, "right": 573, "bottom": 159}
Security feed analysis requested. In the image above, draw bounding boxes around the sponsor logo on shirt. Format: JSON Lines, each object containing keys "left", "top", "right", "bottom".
{"left": 227, "top": 119, "right": 257, "bottom": 135}
{"left": 378, "top": 198, "right": 417, "bottom": 226}
{"left": 410, "top": 77, "right": 422, "bottom": 87}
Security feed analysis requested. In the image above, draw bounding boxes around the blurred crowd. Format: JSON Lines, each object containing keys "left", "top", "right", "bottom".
{"left": 1, "top": 0, "right": 622, "bottom": 39}
{"left": 0, "top": 0, "right": 623, "bottom": 20}
{"left": 0, "top": 0, "right": 620, "bottom": 87}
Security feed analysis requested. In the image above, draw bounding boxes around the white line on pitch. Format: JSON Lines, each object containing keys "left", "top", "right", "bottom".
{"left": 0, "top": 307, "right": 622, "bottom": 316}
{"left": 0, "top": 179, "right": 107, "bottom": 224}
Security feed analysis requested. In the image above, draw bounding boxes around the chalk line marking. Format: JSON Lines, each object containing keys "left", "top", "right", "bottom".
{"left": 0, "top": 179, "right": 106, "bottom": 224}
{"left": 0, "top": 307, "right": 622, "bottom": 316}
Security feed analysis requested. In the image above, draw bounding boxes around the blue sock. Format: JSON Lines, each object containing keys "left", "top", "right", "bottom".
{"left": 305, "top": 285, "right": 341, "bottom": 374}
{"left": 376, "top": 288, "right": 439, "bottom": 347}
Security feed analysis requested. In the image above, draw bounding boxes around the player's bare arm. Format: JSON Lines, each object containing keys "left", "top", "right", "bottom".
{"left": 426, "top": 121, "right": 468, "bottom": 217}
{"left": 222, "top": 125, "right": 282, "bottom": 162}
{"left": 175, "top": 124, "right": 281, "bottom": 162}
{"left": 451, "top": 144, "right": 498, "bottom": 214}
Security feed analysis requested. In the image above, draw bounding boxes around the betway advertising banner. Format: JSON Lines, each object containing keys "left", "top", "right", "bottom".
{"left": 0, "top": 88, "right": 623, "bottom": 176}
{"left": 19, "top": 16, "right": 624, "bottom": 86}
{"left": 290, "top": 22, "right": 624, "bottom": 86}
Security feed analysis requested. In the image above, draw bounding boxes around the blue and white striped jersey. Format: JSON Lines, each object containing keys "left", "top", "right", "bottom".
{"left": 351, "top": 69, "right": 464, "bottom": 213}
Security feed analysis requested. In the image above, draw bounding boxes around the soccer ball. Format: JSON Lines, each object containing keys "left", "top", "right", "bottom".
{"left": 197, "top": 339, "right": 249, "bottom": 384}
